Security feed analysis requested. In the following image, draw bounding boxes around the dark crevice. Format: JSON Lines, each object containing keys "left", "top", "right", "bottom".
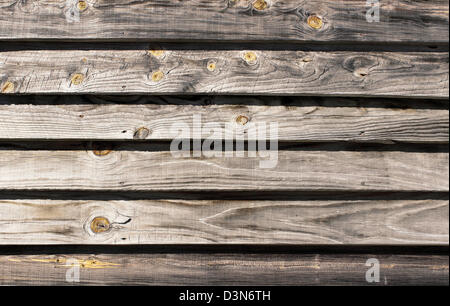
{"left": 0, "top": 245, "right": 447, "bottom": 256}
{"left": 0, "top": 191, "right": 447, "bottom": 201}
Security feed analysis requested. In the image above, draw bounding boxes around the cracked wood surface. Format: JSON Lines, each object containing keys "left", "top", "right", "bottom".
{"left": 1, "top": 50, "right": 448, "bottom": 97}
{"left": 0, "top": 253, "right": 448, "bottom": 285}
{"left": 0, "top": 198, "right": 448, "bottom": 245}
{"left": 0, "top": 96, "right": 448, "bottom": 143}
{"left": 0, "top": 149, "right": 447, "bottom": 192}
{"left": 0, "top": 0, "right": 448, "bottom": 44}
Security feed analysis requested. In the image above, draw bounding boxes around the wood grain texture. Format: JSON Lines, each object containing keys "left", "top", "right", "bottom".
{"left": 0, "top": 0, "right": 448, "bottom": 44}
{"left": 0, "top": 149, "right": 447, "bottom": 192}
{"left": 0, "top": 253, "right": 447, "bottom": 285}
{"left": 0, "top": 199, "right": 448, "bottom": 245}
{"left": 0, "top": 96, "right": 448, "bottom": 143}
{"left": 0, "top": 50, "right": 448, "bottom": 97}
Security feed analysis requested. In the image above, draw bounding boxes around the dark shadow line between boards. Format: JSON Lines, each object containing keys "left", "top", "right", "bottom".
{"left": 0, "top": 141, "right": 447, "bottom": 153}
{"left": 0, "top": 245, "right": 447, "bottom": 256}
{"left": 0, "top": 95, "right": 448, "bottom": 109}
{"left": 0, "top": 190, "right": 447, "bottom": 201}
{"left": 0, "top": 41, "right": 448, "bottom": 52}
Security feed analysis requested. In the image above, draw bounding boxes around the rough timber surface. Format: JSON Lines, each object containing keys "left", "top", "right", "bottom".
{"left": 0, "top": 50, "right": 448, "bottom": 97}
{"left": 0, "top": 96, "right": 448, "bottom": 143}
{"left": 0, "top": 198, "right": 448, "bottom": 245}
{"left": 0, "top": 0, "right": 448, "bottom": 44}
{"left": 0, "top": 148, "right": 447, "bottom": 192}
{"left": 0, "top": 253, "right": 448, "bottom": 285}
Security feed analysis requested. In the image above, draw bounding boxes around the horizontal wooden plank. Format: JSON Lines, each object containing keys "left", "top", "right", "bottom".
{"left": 0, "top": 198, "right": 448, "bottom": 245}
{"left": 0, "top": 253, "right": 447, "bottom": 285}
{"left": 1, "top": 50, "right": 448, "bottom": 97}
{"left": 0, "top": 96, "right": 447, "bottom": 143}
{"left": 0, "top": 149, "right": 447, "bottom": 192}
{"left": 0, "top": 0, "right": 448, "bottom": 44}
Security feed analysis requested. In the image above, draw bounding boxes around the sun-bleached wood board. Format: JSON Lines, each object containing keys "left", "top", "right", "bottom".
{"left": 0, "top": 253, "right": 448, "bottom": 285}
{"left": 0, "top": 149, "right": 447, "bottom": 192}
{"left": 0, "top": 97, "right": 448, "bottom": 143}
{"left": 0, "top": 50, "right": 448, "bottom": 98}
{"left": 0, "top": 198, "right": 448, "bottom": 245}
{"left": 0, "top": 0, "right": 448, "bottom": 44}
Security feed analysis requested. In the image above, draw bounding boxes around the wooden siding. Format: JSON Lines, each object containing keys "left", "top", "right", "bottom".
{"left": 0, "top": 0, "right": 448, "bottom": 286}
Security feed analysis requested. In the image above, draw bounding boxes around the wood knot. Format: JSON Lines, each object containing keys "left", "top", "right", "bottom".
{"left": 70, "top": 73, "right": 84, "bottom": 86}
{"left": 77, "top": 1, "right": 88, "bottom": 11}
{"left": 151, "top": 71, "right": 164, "bottom": 82}
{"left": 354, "top": 68, "right": 369, "bottom": 77}
{"left": 243, "top": 52, "right": 258, "bottom": 64}
{"left": 1, "top": 81, "right": 15, "bottom": 93}
{"left": 133, "top": 127, "right": 150, "bottom": 140}
{"left": 207, "top": 60, "right": 217, "bottom": 72}
{"left": 149, "top": 50, "right": 165, "bottom": 58}
{"left": 91, "top": 142, "right": 113, "bottom": 157}
{"left": 307, "top": 15, "right": 323, "bottom": 29}
{"left": 90, "top": 217, "right": 110, "bottom": 234}
{"left": 253, "top": 0, "right": 268, "bottom": 10}
{"left": 236, "top": 115, "right": 249, "bottom": 125}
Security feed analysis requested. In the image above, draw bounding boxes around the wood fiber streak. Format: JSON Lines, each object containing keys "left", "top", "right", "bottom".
{"left": 0, "top": 0, "right": 448, "bottom": 43}
{"left": 0, "top": 199, "right": 448, "bottom": 244}
{"left": 1, "top": 50, "right": 448, "bottom": 97}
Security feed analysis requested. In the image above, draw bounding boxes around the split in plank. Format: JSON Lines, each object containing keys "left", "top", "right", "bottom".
{"left": 0, "top": 253, "right": 447, "bottom": 285}
{"left": 0, "top": 149, "right": 447, "bottom": 192}
{"left": 0, "top": 96, "right": 448, "bottom": 143}
{"left": 1, "top": 50, "right": 448, "bottom": 98}
{"left": 0, "top": 198, "right": 448, "bottom": 245}
{"left": 0, "top": 0, "right": 448, "bottom": 44}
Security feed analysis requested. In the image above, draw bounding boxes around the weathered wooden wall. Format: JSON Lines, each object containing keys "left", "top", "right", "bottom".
{"left": 0, "top": 0, "right": 448, "bottom": 286}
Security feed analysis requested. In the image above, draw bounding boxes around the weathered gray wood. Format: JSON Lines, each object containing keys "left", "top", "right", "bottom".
{"left": 0, "top": 253, "right": 447, "bottom": 285}
{"left": 1, "top": 50, "right": 448, "bottom": 97}
{"left": 0, "top": 198, "right": 447, "bottom": 245}
{"left": 0, "top": 96, "right": 447, "bottom": 143}
{"left": 0, "top": 149, "right": 447, "bottom": 191}
{"left": 0, "top": 0, "right": 448, "bottom": 44}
